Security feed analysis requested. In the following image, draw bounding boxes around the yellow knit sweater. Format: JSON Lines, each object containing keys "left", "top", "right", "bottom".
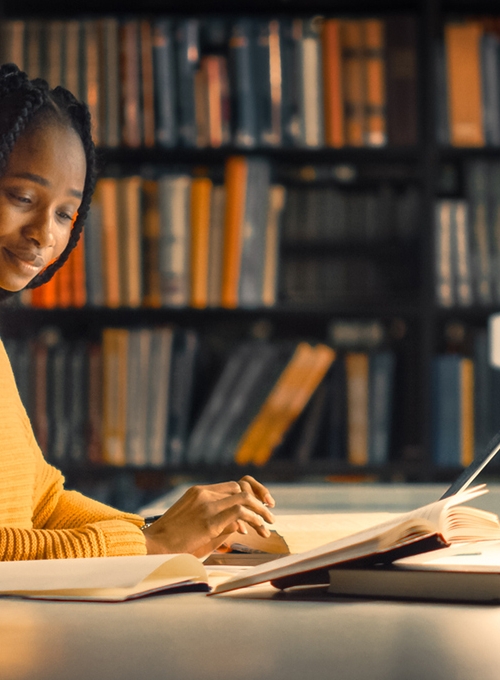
{"left": 0, "top": 339, "right": 147, "bottom": 560}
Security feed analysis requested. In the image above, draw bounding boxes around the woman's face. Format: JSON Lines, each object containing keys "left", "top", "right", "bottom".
{"left": 0, "top": 123, "right": 86, "bottom": 291}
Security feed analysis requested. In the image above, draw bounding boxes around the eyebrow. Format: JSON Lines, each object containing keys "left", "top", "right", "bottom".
{"left": 11, "top": 172, "right": 83, "bottom": 199}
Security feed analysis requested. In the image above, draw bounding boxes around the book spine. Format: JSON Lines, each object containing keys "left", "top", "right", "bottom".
{"left": 190, "top": 177, "right": 213, "bottom": 309}
{"left": 460, "top": 357, "right": 475, "bottom": 467}
{"left": 297, "top": 17, "right": 325, "bottom": 147}
{"left": 102, "top": 328, "right": 129, "bottom": 466}
{"left": 99, "top": 17, "right": 120, "bottom": 147}
{"left": 385, "top": 16, "right": 418, "bottom": 146}
{"left": 488, "top": 161, "right": 500, "bottom": 304}
{"left": 146, "top": 328, "right": 174, "bottom": 467}
{"left": 152, "top": 19, "right": 177, "bottom": 148}
{"left": 345, "top": 352, "right": 369, "bottom": 466}
{"left": 445, "top": 22, "right": 485, "bottom": 146}
{"left": 120, "top": 19, "right": 142, "bottom": 148}
{"left": 158, "top": 175, "right": 192, "bottom": 307}
{"left": 341, "top": 19, "right": 365, "bottom": 146}
{"left": 434, "top": 200, "right": 455, "bottom": 308}
{"left": 82, "top": 20, "right": 101, "bottom": 147}
{"left": 480, "top": 33, "right": 500, "bottom": 147}
{"left": 368, "top": 351, "right": 396, "bottom": 465}
{"left": 221, "top": 156, "right": 248, "bottom": 308}
{"left": 262, "top": 185, "right": 286, "bottom": 307}
{"left": 229, "top": 18, "right": 258, "bottom": 148}
{"left": 140, "top": 19, "right": 156, "bottom": 149}
{"left": 207, "top": 184, "right": 226, "bottom": 307}
{"left": 466, "top": 160, "right": 493, "bottom": 305}
{"left": 453, "top": 201, "right": 474, "bottom": 306}
{"left": 238, "top": 158, "right": 271, "bottom": 307}
{"left": 432, "top": 355, "right": 461, "bottom": 467}
{"left": 322, "top": 18, "right": 344, "bottom": 148}
{"left": 117, "top": 176, "right": 143, "bottom": 308}
{"left": 363, "top": 19, "right": 386, "bottom": 147}
{"left": 142, "top": 179, "right": 161, "bottom": 308}
{"left": 176, "top": 19, "right": 200, "bottom": 147}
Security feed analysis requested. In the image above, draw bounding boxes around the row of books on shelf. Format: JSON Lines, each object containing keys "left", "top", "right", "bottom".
{"left": 439, "top": 19, "right": 500, "bottom": 147}
{"left": 0, "top": 14, "right": 418, "bottom": 149}
{"left": 435, "top": 160, "right": 500, "bottom": 307}
{"left": 29, "top": 157, "right": 286, "bottom": 310}
{"left": 432, "top": 331, "right": 500, "bottom": 467}
{"left": 4, "top": 328, "right": 397, "bottom": 469}
{"left": 25, "top": 157, "right": 420, "bottom": 311}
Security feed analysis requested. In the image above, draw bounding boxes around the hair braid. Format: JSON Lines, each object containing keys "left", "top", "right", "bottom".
{"left": 0, "top": 63, "right": 97, "bottom": 296}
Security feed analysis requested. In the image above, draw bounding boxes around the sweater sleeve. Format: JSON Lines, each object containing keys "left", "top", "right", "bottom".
{"left": 0, "top": 338, "right": 148, "bottom": 561}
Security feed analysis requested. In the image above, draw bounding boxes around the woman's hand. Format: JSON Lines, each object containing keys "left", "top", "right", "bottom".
{"left": 142, "top": 476, "right": 276, "bottom": 558}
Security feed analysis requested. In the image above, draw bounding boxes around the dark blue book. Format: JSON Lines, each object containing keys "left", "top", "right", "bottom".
{"left": 280, "top": 17, "right": 300, "bottom": 147}
{"left": 435, "top": 40, "right": 449, "bottom": 145}
{"left": 326, "top": 355, "right": 347, "bottom": 461}
{"left": 229, "top": 18, "right": 258, "bottom": 148}
{"left": 431, "top": 355, "right": 461, "bottom": 467}
{"left": 175, "top": 18, "right": 200, "bottom": 147}
{"left": 152, "top": 19, "right": 178, "bottom": 148}
{"left": 67, "top": 341, "right": 89, "bottom": 464}
{"left": 368, "top": 351, "right": 396, "bottom": 465}
{"left": 166, "top": 329, "right": 199, "bottom": 466}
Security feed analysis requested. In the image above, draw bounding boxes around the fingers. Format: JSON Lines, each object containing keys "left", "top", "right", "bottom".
{"left": 212, "top": 505, "right": 272, "bottom": 539}
{"left": 239, "top": 475, "right": 275, "bottom": 508}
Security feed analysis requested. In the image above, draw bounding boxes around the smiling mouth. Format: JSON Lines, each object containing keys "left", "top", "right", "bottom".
{"left": 4, "top": 248, "right": 45, "bottom": 272}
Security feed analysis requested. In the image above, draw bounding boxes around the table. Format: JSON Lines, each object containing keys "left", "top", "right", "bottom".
{"left": 3, "top": 484, "right": 500, "bottom": 680}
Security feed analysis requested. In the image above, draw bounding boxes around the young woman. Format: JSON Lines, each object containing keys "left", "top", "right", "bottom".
{"left": 0, "top": 63, "right": 275, "bottom": 560}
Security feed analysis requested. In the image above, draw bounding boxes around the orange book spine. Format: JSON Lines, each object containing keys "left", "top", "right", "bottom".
{"left": 97, "top": 178, "right": 121, "bottom": 308}
{"left": 322, "top": 19, "right": 344, "bottom": 148}
{"left": 460, "top": 358, "right": 474, "bottom": 467}
{"left": 190, "top": 177, "right": 213, "bottom": 309}
{"left": 70, "top": 234, "right": 87, "bottom": 308}
{"left": 40, "top": 272, "right": 58, "bottom": 309}
{"left": 252, "top": 345, "right": 336, "bottom": 467}
{"left": 221, "top": 156, "right": 248, "bottom": 309}
{"left": 55, "top": 255, "right": 72, "bottom": 308}
{"left": 345, "top": 352, "right": 369, "bottom": 466}
{"left": 445, "top": 22, "right": 484, "bottom": 147}
{"left": 341, "top": 19, "right": 365, "bottom": 146}
{"left": 234, "top": 343, "right": 311, "bottom": 466}
{"left": 363, "top": 19, "right": 386, "bottom": 146}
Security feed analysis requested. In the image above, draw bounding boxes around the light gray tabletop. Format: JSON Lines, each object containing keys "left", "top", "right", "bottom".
{"left": 3, "top": 483, "right": 500, "bottom": 680}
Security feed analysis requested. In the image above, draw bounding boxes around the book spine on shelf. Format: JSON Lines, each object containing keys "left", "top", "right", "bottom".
{"left": 175, "top": 18, "right": 200, "bottom": 147}
{"left": 321, "top": 18, "right": 344, "bottom": 148}
{"left": 296, "top": 17, "right": 325, "bottom": 148}
{"left": 368, "top": 351, "right": 396, "bottom": 465}
{"left": 465, "top": 160, "right": 493, "bottom": 305}
{"left": 445, "top": 21, "right": 485, "bottom": 147}
{"left": 99, "top": 17, "right": 120, "bottom": 147}
{"left": 229, "top": 18, "right": 258, "bottom": 148}
{"left": 363, "top": 18, "right": 386, "bottom": 147}
{"left": 345, "top": 352, "right": 369, "bottom": 466}
{"left": 190, "top": 177, "right": 213, "bottom": 309}
{"left": 341, "top": 19, "right": 365, "bottom": 147}
{"left": 119, "top": 19, "right": 143, "bottom": 148}
{"left": 152, "top": 18, "right": 177, "bottom": 148}
{"left": 385, "top": 15, "right": 418, "bottom": 146}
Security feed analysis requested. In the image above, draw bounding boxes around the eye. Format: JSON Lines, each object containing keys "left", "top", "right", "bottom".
{"left": 10, "top": 193, "right": 31, "bottom": 204}
{"left": 56, "top": 210, "right": 74, "bottom": 222}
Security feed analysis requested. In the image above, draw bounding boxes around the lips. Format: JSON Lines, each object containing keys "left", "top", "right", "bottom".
{"left": 4, "top": 248, "right": 45, "bottom": 271}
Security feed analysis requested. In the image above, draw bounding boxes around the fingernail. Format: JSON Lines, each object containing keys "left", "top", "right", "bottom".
{"left": 264, "top": 494, "right": 275, "bottom": 507}
{"left": 237, "top": 521, "right": 248, "bottom": 534}
{"left": 261, "top": 525, "right": 271, "bottom": 537}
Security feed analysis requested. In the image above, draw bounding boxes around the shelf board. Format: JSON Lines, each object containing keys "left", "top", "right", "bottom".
{"left": 97, "top": 145, "right": 421, "bottom": 169}
{"left": 435, "top": 306, "right": 500, "bottom": 322}
{"left": 3, "top": 0, "right": 423, "bottom": 17}
{"left": 0, "top": 303, "right": 422, "bottom": 333}
{"left": 440, "top": 146, "right": 500, "bottom": 161}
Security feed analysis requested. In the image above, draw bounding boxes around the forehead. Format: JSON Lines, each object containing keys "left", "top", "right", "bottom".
{"left": 5, "top": 123, "right": 86, "bottom": 191}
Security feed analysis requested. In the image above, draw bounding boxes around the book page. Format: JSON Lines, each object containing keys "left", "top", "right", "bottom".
{"left": 0, "top": 554, "right": 207, "bottom": 597}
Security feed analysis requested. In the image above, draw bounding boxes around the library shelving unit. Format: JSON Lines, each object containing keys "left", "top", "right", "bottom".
{"left": 0, "top": 0, "right": 498, "bottom": 506}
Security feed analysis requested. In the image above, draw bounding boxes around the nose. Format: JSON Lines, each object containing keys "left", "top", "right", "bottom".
{"left": 22, "top": 209, "right": 55, "bottom": 249}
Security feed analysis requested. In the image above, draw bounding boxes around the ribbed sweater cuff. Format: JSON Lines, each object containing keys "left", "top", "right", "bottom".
{"left": 99, "top": 520, "right": 147, "bottom": 557}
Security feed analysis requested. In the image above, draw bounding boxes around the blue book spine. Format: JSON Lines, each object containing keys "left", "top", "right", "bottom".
{"left": 368, "top": 351, "right": 396, "bottom": 465}
{"left": 152, "top": 19, "right": 177, "bottom": 148}
{"left": 432, "top": 355, "right": 461, "bottom": 467}
{"left": 229, "top": 18, "right": 258, "bottom": 148}
{"left": 175, "top": 19, "right": 200, "bottom": 147}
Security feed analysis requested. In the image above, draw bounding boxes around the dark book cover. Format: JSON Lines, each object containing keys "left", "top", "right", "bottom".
{"left": 385, "top": 16, "right": 419, "bottom": 146}
{"left": 175, "top": 18, "right": 200, "bottom": 147}
{"left": 229, "top": 18, "right": 258, "bottom": 148}
{"left": 152, "top": 19, "right": 178, "bottom": 148}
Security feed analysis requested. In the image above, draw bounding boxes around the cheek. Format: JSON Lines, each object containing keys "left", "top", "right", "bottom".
{"left": 52, "top": 228, "right": 72, "bottom": 259}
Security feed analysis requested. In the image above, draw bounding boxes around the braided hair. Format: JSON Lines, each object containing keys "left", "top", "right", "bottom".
{"left": 0, "top": 63, "right": 96, "bottom": 297}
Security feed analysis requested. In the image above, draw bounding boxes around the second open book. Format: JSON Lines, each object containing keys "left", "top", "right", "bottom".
{"left": 212, "top": 484, "right": 500, "bottom": 594}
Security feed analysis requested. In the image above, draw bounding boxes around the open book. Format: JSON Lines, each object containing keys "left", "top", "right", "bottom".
{"left": 212, "top": 485, "right": 500, "bottom": 594}
{"left": 0, "top": 554, "right": 212, "bottom": 601}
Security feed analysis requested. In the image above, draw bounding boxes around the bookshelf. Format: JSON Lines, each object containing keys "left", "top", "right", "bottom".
{"left": 1, "top": 0, "right": 499, "bottom": 507}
